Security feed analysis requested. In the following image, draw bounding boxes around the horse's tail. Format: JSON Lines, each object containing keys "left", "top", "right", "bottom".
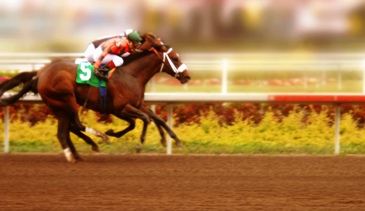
{"left": 0, "top": 71, "right": 38, "bottom": 97}
{"left": 0, "top": 72, "right": 39, "bottom": 106}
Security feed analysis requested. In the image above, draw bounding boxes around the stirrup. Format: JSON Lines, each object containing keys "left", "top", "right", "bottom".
{"left": 95, "top": 71, "right": 108, "bottom": 82}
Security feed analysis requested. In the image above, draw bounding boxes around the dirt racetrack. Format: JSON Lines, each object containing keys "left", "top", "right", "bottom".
{"left": 1, "top": 154, "right": 365, "bottom": 211}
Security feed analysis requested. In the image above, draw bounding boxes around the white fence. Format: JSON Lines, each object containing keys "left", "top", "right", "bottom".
{"left": 2, "top": 52, "right": 365, "bottom": 155}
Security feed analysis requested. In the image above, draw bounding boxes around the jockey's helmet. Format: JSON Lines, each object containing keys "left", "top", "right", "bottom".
{"left": 127, "top": 31, "right": 142, "bottom": 45}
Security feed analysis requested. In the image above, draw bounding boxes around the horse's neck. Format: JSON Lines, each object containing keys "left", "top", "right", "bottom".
{"left": 121, "top": 53, "right": 160, "bottom": 86}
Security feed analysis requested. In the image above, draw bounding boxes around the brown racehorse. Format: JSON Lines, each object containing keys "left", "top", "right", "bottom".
{"left": 0, "top": 35, "right": 187, "bottom": 155}
{"left": 0, "top": 33, "right": 172, "bottom": 152}
{"left": 0, "top": 35, "right": 190, "bottom": 162}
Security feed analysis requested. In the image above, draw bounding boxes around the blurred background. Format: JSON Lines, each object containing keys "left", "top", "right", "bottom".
{"left": 1, "top": 0, "right": 365, "bottom": 53}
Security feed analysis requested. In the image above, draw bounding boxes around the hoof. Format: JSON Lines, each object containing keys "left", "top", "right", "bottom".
{"left": 102, "top": 135, "right": 110, "bottom": 144}
{"left": 92, "top": 146, "right": 100, "bottom": 152}
{"left": 66, "top": 157, "right": 78, "bottom": 163}
{"left": 64, "top": 148, "right": 77, "bottom": 163}
{"left": 105, "top": 129, "right": 114, "bottom": 136}
{"left": 75, "top": 156, "right": 84, "bottom": 162}
{"left": 0, "top": 99, "right": 6, "bottom": 106}
{"left": 136, "top": 143, "right": 142, "bottom": 153}
{"left": 176, "top": 142, "right": 184, "bottom": 148}
{"left": 160, "top": 138, "right": 167, "bottom": 147}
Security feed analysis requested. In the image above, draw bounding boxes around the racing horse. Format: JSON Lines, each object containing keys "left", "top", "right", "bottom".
{"left": 0, "top": 34, "right": 185, "bottom": 152}
{"left": 0, "top": 35, "right": 190, "bottom": 162}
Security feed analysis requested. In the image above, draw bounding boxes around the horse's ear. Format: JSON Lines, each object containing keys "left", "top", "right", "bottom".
{"left": 142, "top": 32, "right": 157, "bottom": 42}
{"left": 146, "top": 32, "right": 156, "bottom": 39}
{"left": 161, "top": 45, "right": 168, "bottom": 52}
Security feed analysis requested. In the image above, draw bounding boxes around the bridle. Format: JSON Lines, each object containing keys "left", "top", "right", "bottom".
{"left": 150, "top": 47, "right": 187, "bottom": 78}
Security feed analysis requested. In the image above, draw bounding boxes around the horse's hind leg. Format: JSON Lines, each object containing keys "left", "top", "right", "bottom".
{"left": 72, "top": 112, "right": 110, "bottom": 144}
{"left": 70, "top": 127, "right": 100, "bottom": 152}
{"left": 55, "top": 113, "right": 77, "bottom": 163}
{"left": 66, "top": 132, "right": 84, "bottom": 161}
{"left": 70, "top": 114, "right": 110, "bottom": 144}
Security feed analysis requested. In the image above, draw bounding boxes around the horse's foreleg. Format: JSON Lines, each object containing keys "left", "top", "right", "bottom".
{"left": 105, "top": 118, "right": 136, "bottom": 138}
{"left": 125, "top": 105, "right": 150, "bottom": 153}
{"left": 140, "top": 107, "right": 167, "bottom": 147}
{"left": 153, "top": 119, "right": 167, "bottom": 147}
{"left": 112, "top": 104, "right": 150, "bottom": 153}
{"left": 141, "top": 106, "right": 183, "bottom": 148}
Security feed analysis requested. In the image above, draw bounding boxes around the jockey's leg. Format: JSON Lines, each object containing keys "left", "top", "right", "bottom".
{"left": 102, "top": 55, "right": 124, "bottom": 71}
{"left": 97, "top": 55, "right": 124, "bottom": 81}
{"left": 94, "top": 54, "right": 124, "bottom": 81}
{"left": 84, "top": 43, "right": 96, "bottom": 62}
{"left": 92, "top": 47, "right": 109, "bottom": 81}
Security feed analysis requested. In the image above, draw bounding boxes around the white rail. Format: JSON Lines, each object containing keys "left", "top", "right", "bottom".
{"left": 0, "top": 52, "right": 365, "bottom": 71}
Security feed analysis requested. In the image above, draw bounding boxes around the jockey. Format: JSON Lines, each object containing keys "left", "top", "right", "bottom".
{"left": 85, "top": 29, "right": 142, "bottom": 81}
{"left": 84, "top": 34, "right": 123, "bottom": 62}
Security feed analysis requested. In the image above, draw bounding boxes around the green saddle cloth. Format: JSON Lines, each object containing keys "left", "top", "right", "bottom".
{"left": 76, "top": 62, "right": 107, "bottom": 87}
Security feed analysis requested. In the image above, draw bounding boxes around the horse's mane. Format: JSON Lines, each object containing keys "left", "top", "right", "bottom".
{"left": 122, "top": 44, "right": 170, "bottom": 66}
{"left": 122, "top": 51, "right": 153, "bottom": 66}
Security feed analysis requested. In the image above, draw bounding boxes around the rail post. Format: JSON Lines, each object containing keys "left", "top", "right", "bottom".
{"left": 4, "top": 106, "right": 9, "bottom": 153}
{"left": 222, "top": 59, "right": 227, "bottom": 94}
{"left": 363, "top": 59, "right": 365, "bottom": 93}
{"left": 166, "top": 104, "right": 173, "bottom": 155}
{"left": 334, "top": 104, "right": 341, "bottom": 155}
{"left": 338, "top": 64, "right": 342, "bottom": 90}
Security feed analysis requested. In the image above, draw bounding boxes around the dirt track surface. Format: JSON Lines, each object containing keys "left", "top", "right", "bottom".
{"left": 1, "top": 154, "right": 365, "bottom": 211}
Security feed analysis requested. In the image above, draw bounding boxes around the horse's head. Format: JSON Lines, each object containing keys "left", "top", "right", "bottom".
{"left": 142, "top": 34, "right": 190, "bottom": 84}
{"left": 156, "top": 47, "right": 190, "bottom": 84}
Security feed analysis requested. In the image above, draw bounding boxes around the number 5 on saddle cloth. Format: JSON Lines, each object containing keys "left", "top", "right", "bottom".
{"left": 75, "top": 61, "right": 111, "bottom": 112}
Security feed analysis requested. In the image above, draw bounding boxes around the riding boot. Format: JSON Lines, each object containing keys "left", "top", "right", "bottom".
{"left": 94, "top": 70, "right": 108, "bottom": 82}
{"left": 94, "top": 66, "right": 109, "bottom": 82}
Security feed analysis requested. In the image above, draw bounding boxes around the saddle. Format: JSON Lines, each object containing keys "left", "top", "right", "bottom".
{"left": 75, "top": 59, "right": 109, "bottom": 88}
{"left": 75, "top": 59, "right": 109, "bottom": 113}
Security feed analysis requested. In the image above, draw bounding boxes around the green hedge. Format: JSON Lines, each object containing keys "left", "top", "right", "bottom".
{"left": 2, "top": 108, "right": 365, "bottom": 155}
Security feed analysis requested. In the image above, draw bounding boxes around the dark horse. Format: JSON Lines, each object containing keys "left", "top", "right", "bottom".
{"left": 0, "top": 35, "right": 190, "bottom": 162}
{"left": 0, "top": 35, "right": 188, "bottom": 155}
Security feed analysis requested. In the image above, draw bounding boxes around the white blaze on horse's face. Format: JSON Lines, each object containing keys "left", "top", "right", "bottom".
{"left": 159, "top": 48, "right": 188, "bottom": 77}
